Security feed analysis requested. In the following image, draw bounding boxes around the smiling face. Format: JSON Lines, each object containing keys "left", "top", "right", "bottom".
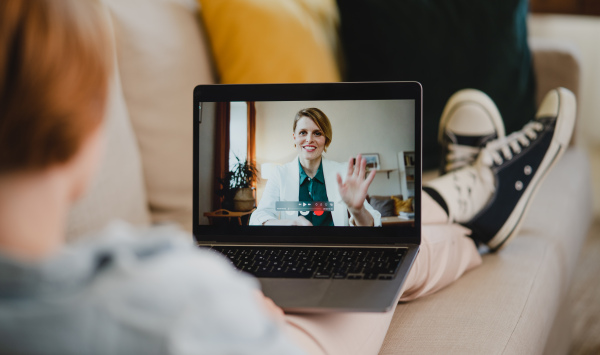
{"left": 293, "top": 117, "right": 326, "bottom": 164}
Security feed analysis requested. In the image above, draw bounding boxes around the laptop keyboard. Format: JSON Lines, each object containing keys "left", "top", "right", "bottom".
{"left": 209, "top": 246, "right": 405, "bottom": 280}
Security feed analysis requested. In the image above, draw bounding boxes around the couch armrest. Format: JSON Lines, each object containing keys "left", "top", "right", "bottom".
{"left": 529, "top": 38, "right": 581, "bottom": 145}
{"left": 530, "top": 38, "right": 581, "bottom": 107}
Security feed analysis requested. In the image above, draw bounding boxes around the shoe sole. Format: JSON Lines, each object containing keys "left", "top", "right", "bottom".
{"left": 487, "top": 88, "right": 576, "bottom": 251}
{"left": 437, "top": 89, "right": 506, "bottom": 144}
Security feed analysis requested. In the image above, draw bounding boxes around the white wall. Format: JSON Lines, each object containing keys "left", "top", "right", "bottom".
{"left": 255, "top": 100, "right": 415, "bottom": 201}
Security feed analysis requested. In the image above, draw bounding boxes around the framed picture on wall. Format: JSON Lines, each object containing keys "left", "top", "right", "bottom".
{"left": 362, "top": 153, "right": 380, "bottom": 170}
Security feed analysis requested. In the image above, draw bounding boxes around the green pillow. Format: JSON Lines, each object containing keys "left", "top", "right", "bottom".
{"left": 337, "top": 0, "right": 536, "bottom": 170}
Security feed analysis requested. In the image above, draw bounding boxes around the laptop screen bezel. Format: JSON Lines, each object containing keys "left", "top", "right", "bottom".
{"left": 193, "top": 82, "right": 422, "bottom": 246}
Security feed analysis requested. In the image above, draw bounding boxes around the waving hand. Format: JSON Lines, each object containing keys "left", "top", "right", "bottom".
{"left": 336, "top": 154, "right": 376, "bottom": 211}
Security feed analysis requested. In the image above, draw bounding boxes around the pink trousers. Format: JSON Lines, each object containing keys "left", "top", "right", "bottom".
{"left": 284, "top": 193, "right": 483, "bottom": 355}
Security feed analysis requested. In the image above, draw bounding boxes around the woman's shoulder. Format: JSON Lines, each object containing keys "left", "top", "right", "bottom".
{"left": 274, "top": 158, "right": 299, "bottom": 175}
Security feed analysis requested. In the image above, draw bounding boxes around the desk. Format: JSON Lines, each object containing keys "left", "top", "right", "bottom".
{"left": 381, "top": 216, "right": 415, "bottom": 227}
{"left": 203, "top": 209, "right": 256, "bottom": 226}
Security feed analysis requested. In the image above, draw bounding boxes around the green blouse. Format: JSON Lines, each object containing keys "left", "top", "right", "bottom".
{"left": 298, "top": 160, "right": 334, "bottom": 226}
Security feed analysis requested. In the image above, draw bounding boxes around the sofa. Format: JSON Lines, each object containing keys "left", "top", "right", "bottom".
{"left": 67, "top": 1, "right": 594, "bottom": 354}
{"left": 366, "top": 195, "right": 416, "bottom": 227}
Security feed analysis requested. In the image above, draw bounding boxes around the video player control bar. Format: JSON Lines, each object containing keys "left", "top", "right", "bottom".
{"left": 276, "top": 201, "right": 334, "bottom": 211}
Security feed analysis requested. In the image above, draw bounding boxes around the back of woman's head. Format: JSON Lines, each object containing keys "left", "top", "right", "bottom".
{"left": 0, "top": 0, "right": 112, "bottom": 174}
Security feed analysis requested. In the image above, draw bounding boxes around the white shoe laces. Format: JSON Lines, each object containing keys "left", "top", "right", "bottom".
{"left": 480, "top": 121, "right": 544, "bottom": 166}
{"left": 445, "top": 144, "right": 481, "bottom": 171}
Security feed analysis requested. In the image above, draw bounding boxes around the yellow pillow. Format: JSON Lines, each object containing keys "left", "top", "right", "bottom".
{"left": 392, "top": 196, "right": 413, "bottom": 215}
{"left": 198, "top": 0, "right": 340, "bottom": 84}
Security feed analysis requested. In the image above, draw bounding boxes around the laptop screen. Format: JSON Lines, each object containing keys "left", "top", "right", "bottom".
{"left": 194, "top": 83, "right": 421, "bottom": 245}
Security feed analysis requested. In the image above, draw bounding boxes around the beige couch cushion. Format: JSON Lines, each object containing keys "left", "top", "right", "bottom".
{"left": 66, "top": 4, "right": 151, "bottom": 241}
{"left": 380, "top": 148, "right": 593, "bottom": 354}
{"left": 105, "top": 0, "right": 215, "bottom": 232}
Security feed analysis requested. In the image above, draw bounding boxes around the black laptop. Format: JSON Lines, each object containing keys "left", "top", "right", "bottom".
{"left": 193, "top": 82, "right": 421, "bottom": 312}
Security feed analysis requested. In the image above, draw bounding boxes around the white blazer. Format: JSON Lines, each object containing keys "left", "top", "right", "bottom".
{"left": 250, "top": 157, "right": 381, "bottom": 226}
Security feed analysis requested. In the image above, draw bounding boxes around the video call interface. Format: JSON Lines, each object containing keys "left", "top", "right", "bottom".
{"left": 197, "top": 99, "right": 416, "bottom": 228}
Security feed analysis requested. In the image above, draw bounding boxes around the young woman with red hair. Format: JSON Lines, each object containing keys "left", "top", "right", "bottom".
{"left": 0, "top": 1, "right": 299, "bottom": 353}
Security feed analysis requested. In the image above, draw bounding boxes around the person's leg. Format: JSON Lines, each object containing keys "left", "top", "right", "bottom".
{"left": 283, "top": 228, "right": 481, "bottom": 354}
{"left": 284, "top": 88, "right": 577, "bottom": 354}
{"left": 284, "top": 305, "right": 397, "bottom": 355}
{"left": 400, "top": 193, "right": 482, "bottom": 302}
{"left": 284, "top": 194, "right": 482, "bottom": 355}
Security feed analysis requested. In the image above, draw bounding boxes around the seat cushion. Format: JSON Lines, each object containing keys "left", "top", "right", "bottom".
{"left": 104, "top": 0, "right": 215, "bottom": 232}
{"left": 368, "top": 196, "right": 397, "bottom": 217}
{"left": 66, "top": 3, "right": 151, "bottom": 241}
{"left": 380, "top": 148, "right": 593, "bottom": 354}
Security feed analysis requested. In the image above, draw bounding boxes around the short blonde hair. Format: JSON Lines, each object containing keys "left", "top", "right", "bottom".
{"left": 0, "top": 0, "right": 112, "bottom": 173}
{"left": 293, "top": 108, "right": 333, "bottom": 151}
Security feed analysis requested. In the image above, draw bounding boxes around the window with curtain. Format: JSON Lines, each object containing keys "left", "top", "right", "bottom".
{"left": 212, "top": 101, "right": 256, "bottom": 210}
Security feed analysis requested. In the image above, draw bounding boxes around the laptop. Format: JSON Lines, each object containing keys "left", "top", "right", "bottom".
{"left": 193, "top": 82, "right": 422, "bottom": 313}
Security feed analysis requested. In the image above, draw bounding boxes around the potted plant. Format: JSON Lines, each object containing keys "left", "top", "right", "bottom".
{"left": 218, "top": 156, "right": 259, "bottom": 212}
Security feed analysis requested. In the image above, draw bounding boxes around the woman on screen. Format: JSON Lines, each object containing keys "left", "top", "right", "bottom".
{"left": 249, "top": 108, "right": 381, "bottom": 226}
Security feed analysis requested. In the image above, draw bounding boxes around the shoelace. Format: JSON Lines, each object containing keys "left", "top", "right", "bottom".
{"left": 445, "top": 144, "right": 481, "bottom": 171}
{"left": 481, "top": 121, "right": 544, "bottom": 166}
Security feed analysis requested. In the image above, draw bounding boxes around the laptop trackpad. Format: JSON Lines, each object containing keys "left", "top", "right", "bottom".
{"left": 259, "top": 279, "right": 330, "bottom": 309}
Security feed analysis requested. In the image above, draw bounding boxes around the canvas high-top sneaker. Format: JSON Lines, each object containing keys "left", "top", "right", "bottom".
{"left": 426, "top": 88, "right": 576, "bottom": 251}
{"left": 438, "top": 89, "right": 505, "bottom": 175}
